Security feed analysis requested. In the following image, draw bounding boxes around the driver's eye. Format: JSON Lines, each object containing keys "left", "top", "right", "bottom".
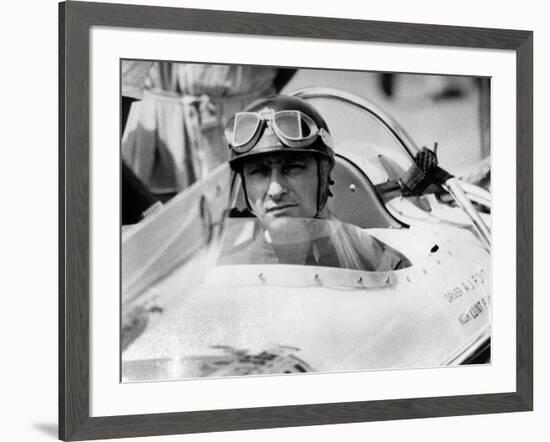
{"left": 284, "top": 163, "right": 305, "bottom": 173}
{"left": 246, "top": 166, "right": 269, "bottom": 176}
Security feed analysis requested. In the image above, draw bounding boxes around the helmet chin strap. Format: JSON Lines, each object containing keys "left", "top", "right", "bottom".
{"left": 239, "top": 171, "right": 254, "bottom": 213}
{"left": 313, "top": 159, "right": 321, "bottom": 219}
{"left": 314, "top": 158, "right": 325, "bottom": 219}
{"left": 314, "top": 157, "right": 334, "bottom": 219}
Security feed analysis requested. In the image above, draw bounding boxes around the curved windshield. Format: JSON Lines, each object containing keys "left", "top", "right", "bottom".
{"left": 218, "top": 217, "right": 410, "bottom": 271}
{"left": 302, "top": 96, "right": 415, "bottom": 185}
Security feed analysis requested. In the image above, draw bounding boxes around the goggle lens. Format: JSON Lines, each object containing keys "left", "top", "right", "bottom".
{"left": 233, "top": 113, "right": 261, "bottom": 147}
{"left": 273, "top": 111, "right": 303, "bottom": 139}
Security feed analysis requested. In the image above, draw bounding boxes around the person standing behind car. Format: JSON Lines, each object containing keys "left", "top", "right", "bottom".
{"left": 122, "top": 62, "right": 295, "bottom": 199}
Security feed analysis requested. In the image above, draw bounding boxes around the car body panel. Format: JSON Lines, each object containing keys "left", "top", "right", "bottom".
{"left": 122, "top": 224, "right": 490, "bottom": 380}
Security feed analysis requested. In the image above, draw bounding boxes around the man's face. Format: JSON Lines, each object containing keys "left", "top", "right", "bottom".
{"left": 241, "top": 152, "right": 319, "bottom": 227}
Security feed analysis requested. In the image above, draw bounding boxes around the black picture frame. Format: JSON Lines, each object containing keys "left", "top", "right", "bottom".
{"left": 59, "top": 1, "right": 533, "bottom": 440}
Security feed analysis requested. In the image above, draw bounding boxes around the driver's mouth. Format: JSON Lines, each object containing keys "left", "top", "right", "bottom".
{"left": 265, "top": 204, "right": 298, "bottom": 214}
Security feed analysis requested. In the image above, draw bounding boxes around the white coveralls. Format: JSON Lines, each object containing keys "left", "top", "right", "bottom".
{"left": 122, "top": 62, "right": 278, "bottom": 194}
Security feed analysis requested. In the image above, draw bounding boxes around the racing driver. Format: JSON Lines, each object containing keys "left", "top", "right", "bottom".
{"left": 222, "top": 95, "right": 410, "bottom": 271}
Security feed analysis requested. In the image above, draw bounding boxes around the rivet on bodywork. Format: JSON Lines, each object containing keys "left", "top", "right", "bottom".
{"left": 258, "top": 273, "right": 266, "bottom": 283}
{"left": 384, "top": 276, "right": 391, "bottom": 285}
{"left": 349, "top": 184, "right": 357, "bottom": 192}
{"left": 357, "top": 276, "right": 363, "bottom": 284}
{"left": 422, "top": 268, "right": 428, "bottom": 275}
{"left": 406, "top": 276, "right": 411, "bottom": 283}
{"left": 436, "top": 259, "right": 441, "bottom": 265}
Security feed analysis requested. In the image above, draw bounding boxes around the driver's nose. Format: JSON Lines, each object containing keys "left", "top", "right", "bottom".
{"left": 267, "top": 173, "right": 287, "bottom": 201}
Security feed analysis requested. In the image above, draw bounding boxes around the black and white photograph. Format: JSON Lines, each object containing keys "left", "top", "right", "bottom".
{"left": 3, "top": 0, "right": 545, "bottom": 438}
{"left": 120, "top": 60, "right": 492, "bottom": 382}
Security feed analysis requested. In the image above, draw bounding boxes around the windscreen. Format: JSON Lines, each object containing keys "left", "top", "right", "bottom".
{"left": 218, "top": 217, "right": 409, "bottom": 272}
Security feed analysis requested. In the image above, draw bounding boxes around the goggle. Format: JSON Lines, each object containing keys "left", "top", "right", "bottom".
{"left": 225, "top": 109, "right": 334, "bottom": 154}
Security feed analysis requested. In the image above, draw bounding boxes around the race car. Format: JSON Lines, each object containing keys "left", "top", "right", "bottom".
{"left": 120, "top": 87, "right": 491, "bottom": 381}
